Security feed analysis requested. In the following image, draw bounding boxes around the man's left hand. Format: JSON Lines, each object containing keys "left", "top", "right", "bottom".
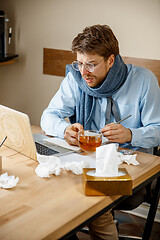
{"left": 101, "top": 123, "right": 132, "bottom": 143}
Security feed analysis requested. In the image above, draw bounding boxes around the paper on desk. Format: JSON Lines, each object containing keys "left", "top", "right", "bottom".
{"left": 0, "top": 172, "right": 19, "bottom": 189}
{"left": 59, "top": 152, "right": 91, "bottom": 174}
{"left": 44, "top": 137, "right": 80, "bottom": 151}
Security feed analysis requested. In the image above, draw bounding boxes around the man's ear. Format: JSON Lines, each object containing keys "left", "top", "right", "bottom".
{"left": 108, "top": 54, "right": 115, "bottom": 68}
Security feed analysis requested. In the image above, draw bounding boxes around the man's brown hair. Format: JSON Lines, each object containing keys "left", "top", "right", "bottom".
{"left": 72, "top": 24, "right": 119, "bottom": 59}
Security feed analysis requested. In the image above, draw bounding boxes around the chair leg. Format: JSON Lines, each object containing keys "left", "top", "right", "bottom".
{"left": 79, "top": 226, "right": 90, "bottom": 235}
{"left": 118, "top": 236, "right": 142, "bottom": 240}
{"left": 65, "top": 233, "right": 79, "bottom": 240}
{"left": 115, "top": 176, "right": 160, "bottom": 240}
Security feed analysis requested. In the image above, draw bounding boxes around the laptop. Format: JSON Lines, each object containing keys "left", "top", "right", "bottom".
{"left": 0, "top": 105, "right": 74, "bottom": 161}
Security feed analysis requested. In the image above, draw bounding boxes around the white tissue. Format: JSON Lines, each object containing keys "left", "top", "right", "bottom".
{"left": 35, "top": 153, "right": 61, "bottom": 178}
{"left": 96, "top": 144, "right": 119, "bottom": 177}
{"left": 117, "top": 152, "right": 139, "bottom": 165}
{"left": 35, "top": 146, "right": 139, "bottom": 179}
{"left": 63, "top": 160, "right": 89, "bottom": 175}
{"left": 0, "top": 172, "right": 19, "bottom": 189}
{"left": 35, "top": 153, "right": 89, "bottom": 177}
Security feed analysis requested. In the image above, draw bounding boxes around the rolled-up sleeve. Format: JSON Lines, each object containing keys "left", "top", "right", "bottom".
{"left": 41, "top": 73, "right": 79, "bottom": 138}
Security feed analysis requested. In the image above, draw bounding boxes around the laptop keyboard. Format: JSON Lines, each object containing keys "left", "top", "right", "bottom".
{"left": 35, "top": 142, "right": 59, "bottom": 156}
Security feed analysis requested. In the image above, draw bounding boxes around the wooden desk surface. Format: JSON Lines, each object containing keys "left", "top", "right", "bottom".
{"left": 0, "top": 128, "right": 160, "bottom": 240}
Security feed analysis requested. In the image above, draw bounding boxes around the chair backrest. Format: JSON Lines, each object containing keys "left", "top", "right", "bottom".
{"left": 43, "top": 48, "right": 160, "bottom": 86}
{"left": 123, "top": 56, "right": 160, "bottom": 86}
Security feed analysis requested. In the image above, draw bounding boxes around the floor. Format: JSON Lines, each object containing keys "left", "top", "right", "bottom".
{"left": 76, "top": 210, "right": 160, "bottom": 240}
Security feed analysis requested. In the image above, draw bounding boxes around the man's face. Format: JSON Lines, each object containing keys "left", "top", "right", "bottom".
{"left": 77, "top": 52, "right": 114, "bottom": 88}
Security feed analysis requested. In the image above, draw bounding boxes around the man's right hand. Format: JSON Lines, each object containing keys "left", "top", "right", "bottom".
{"left": 64, "top": 123, "right": 84, "bottom": 146}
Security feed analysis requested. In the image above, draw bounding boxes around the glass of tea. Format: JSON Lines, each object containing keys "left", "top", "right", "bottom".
{"left": 78, "top": 130, "right": 102, "bottom": 152}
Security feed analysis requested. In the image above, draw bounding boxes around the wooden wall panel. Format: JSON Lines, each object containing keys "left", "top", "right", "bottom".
{"left": 43, "top": 48, "right": 160, "bottom": 86}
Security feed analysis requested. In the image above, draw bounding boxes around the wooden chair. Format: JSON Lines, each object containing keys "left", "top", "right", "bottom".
{"left": 43, "top": 48, "right": 160, "bottom": 87}
{"left": 43, "top": 48, "right": 160, "bottom": 154}
{"left": 43, "top": 48, "right": 160, "bottom": 240}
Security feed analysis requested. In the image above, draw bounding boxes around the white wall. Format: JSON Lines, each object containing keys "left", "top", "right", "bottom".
{"left": 0, "top": 0, "right": 160, "bottom": 125}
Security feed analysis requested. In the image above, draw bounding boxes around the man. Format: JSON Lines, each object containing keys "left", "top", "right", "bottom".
{"left": 41, "top": 25, "right": 160, "bottom": 239}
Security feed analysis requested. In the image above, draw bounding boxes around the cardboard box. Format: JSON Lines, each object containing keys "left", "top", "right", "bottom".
{"left": 83, "top": 168, "right": 132, "bottom": 196}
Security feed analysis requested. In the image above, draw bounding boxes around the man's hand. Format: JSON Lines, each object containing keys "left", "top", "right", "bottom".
{"left": 101, "top": 123, "right": 132, "bottom": 143}
{"left": 64, "top": 123, "right": 84, "bottom": 146}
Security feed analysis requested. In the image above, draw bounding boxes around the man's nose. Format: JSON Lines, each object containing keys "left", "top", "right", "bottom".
{"left": 81, "top": 65, "right": 89, "bottom": 75}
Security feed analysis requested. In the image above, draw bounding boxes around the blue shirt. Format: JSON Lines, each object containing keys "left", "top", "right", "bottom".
{"left": 41, "top": 64, "right": 160, "bottom": 151}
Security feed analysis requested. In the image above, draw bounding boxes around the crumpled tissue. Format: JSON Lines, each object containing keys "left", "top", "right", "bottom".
{"left": 117, "top": 152, "right": 139, "bottom": 165}
{"left": 35, "top": 153, "right": 89, "bottom": 178}
{"left": 0, "top": 172, "right": 19, "bottom": 189}
{"left": 63, "top": 161, "right": 89, "bottom": 175}
{"left": 35, "top": 153, "right": 61, "bottom": 178}
{"left": 35, "top": 144, "right": 139, "bottom": 178}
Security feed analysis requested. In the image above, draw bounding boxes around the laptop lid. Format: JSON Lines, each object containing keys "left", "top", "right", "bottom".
{"left": 0, "top": 105, "right": 37, "bottom": 160}
{"left": 0, "top": 105, "right": 73, "bottom": 161}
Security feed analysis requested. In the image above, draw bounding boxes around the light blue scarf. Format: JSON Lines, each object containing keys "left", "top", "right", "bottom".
{"left": 66, "top": 55, "right": 128, "bottom": 130}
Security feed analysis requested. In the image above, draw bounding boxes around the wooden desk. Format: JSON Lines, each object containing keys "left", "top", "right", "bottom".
{"left": 0, "top": 133, "right": 160, "bottom": 240}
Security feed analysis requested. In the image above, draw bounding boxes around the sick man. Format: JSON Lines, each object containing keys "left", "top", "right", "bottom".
{"left": 41, "top": 25, "right": 160, "bottom": 239}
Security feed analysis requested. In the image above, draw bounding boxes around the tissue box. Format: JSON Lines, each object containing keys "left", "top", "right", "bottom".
{"left": 83, "top": 168, "right": 132, "bottom": 196}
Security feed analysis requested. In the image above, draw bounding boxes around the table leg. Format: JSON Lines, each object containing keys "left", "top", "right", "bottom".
{"left": 142, "top": 176, "right": 160, "bottom": 240}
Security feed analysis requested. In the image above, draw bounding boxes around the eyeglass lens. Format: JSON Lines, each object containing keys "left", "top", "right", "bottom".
{"left": 72, "top": 61, "right": 94, "bottom": 72}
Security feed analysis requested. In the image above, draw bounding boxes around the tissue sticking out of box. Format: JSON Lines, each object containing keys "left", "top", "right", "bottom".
{"left": 83, "top": 143, "right": 133, "bottom": 196}
{"left": 95, "top": 143, "right": 119, "bottom": 177}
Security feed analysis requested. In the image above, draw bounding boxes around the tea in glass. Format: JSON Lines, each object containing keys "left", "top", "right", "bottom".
{"left": 78, "top": 130, "right": 102, "bottom": 152}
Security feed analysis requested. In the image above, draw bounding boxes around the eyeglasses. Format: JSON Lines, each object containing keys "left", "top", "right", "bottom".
{"left": 71, "top": 59, "right": 104, "bottom": 73}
